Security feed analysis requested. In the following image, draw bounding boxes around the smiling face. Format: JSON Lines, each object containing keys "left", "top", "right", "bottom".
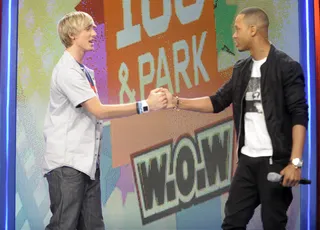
{"left": 58, "top": 11, "right": 97, "bottom": 51}
{"left": 73, "top": 24, "right": 97, "bottom": 52}
{"left": 232, "top": 14, "right": 252, "bottom": 52}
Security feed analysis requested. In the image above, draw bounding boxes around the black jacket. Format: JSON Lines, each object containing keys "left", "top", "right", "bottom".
{"left": 210, "top": 45, "right": 308, "bottom": 161}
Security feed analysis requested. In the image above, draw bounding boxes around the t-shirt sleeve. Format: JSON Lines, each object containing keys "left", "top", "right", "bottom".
{"left": 57, "top": 68, "right": 96, "bottom": 108}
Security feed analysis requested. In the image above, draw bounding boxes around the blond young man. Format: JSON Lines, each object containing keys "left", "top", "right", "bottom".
{"left": 43, "top": 11, "right": 167, "bottom": 230}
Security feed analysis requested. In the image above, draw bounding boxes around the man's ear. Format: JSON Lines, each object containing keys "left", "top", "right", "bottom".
{"left": 250, "top": 25, "right": 257, "bottom": 37}
{"left": 68, "top": 32, "right": 75, "bottom": 40}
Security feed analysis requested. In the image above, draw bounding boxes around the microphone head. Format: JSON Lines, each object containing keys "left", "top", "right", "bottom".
{"left": 267, "top": 172, "right": 282, "bottom": 182}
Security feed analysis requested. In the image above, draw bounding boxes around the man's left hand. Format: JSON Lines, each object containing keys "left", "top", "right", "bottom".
{"left": 280, "top": 164, "right": 301, "bottom": 187}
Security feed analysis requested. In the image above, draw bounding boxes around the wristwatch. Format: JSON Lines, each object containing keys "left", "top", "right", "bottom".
{"left": 141, "top": 100, "right": 149, "bottom": 113}
{"left": 136, "top": 100, "right": 149, "bottom": 114}
{"left": 290, "top": 158, "right": 303, "bottom": 168}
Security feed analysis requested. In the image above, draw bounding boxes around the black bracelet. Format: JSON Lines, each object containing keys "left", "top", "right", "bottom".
{"left": 136, "top": 101, "right": 144, "bottom": 114}
{"left": 136, "top": 102, "right": 140, "bottom": 114}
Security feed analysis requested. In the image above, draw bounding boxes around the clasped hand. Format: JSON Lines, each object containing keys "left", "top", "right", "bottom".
{"left": 146, "top": 88, "right": 173, "bottom": 111}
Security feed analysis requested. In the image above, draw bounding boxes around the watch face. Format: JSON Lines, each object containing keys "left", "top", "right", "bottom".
{"left": 143, "top": 106, "right": 148, "bottom": 112}
{"left": 292, "top": 158, "right": 302, "bottom": 166}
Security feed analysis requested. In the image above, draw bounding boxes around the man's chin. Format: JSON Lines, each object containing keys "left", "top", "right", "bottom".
{"left": 237, "top": 47, "right": 246, "bottom": 52}
{"left": 86, "top": 46, "right": 94, "bottom": 52}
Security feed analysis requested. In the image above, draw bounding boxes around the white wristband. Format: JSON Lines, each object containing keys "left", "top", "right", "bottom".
{"left": 137, "top": 100, "right": 149, "bottom": 114}
{"left": 140, "top": 100, "right": 149, "bottom": 113}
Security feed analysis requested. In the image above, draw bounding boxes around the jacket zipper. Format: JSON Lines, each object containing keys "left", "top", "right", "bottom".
{"left": 260, "top": 69, "right": 273, "bottom": 165}
{"left": 260, "top": 92, "right": 273, "bottom": 165}
{"left": 237, "top": 83, "right": 250, "bottom": 159}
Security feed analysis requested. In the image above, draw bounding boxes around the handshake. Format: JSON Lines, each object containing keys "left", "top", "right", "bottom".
{"left": 145, "top": 88, "right": 176, "bottom": 111}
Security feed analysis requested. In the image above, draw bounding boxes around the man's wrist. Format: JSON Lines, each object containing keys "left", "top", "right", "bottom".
{"left": 172, "top": 96, "right": 180, "bottom": 110}
{"left": 136, "top": 100, "right": 149, "bottom": 114}
{"left": 289, "top": 157, "right": 303, "bottom": 168}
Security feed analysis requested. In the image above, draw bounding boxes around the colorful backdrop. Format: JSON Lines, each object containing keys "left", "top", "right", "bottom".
{"left": 16, "top": 0, "right": 301, "bottom": 229}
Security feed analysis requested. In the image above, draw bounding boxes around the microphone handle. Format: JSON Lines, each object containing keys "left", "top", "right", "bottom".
{"left": 279, "top": 176, "right": 311, "bottom": 185}
{"left": 300, "top": 179, "right": 311, "bottom": 184}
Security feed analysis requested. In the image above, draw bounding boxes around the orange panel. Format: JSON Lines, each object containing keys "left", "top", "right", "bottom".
{"left": 103, "top": 0, "right": 234, "bottom": 167}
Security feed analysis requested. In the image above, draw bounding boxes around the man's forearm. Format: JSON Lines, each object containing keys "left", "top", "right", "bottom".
{"left": 172, "top": 96, "right": 214, "bottom": 113}
{"left": 290, "top": 124, "right": 306, "bottom": 159}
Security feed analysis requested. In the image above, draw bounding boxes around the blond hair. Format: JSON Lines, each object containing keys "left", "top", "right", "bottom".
{"left": 57, "top": 11, "right": 95, "bottom": 48}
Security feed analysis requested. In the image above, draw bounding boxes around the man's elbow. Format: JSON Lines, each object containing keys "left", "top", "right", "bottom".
{"left": 291, "top": 111, "right": 309, "bottom": 129}
{"left": 289, "top": 99, "right": 308, "bottom": 127}
{"left": 82, "top": 99, "right": 106, "bottom": 120}
{"left": 94, "top": 111, "right": 105, "bottom": 120}
{"left": 89, "top": 106, "right": 106, "bottom": 120}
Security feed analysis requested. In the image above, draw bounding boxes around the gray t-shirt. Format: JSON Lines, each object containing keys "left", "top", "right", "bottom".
{"left": 43, "top": 51, "right": 103, "bottom": 180}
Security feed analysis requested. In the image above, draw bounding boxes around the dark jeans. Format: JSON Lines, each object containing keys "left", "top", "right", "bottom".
{"left": 222, "top": 154, "right": 293, "bottom": 230}
{"left": 45, "top": 166, "right": 105, "bottom": 230}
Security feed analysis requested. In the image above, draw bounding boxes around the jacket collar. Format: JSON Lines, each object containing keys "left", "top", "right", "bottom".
{"left": 250, "top": 43, "right": 276, "bottom": 64}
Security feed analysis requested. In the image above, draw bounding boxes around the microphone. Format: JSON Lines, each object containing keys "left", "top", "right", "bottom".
{"left": 267, "top": 172, "right": 311, "bottom": 185}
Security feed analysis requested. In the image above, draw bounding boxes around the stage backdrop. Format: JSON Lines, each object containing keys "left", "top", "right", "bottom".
{"left": 16, "top": 0, "right": 300, "bottom": 229}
